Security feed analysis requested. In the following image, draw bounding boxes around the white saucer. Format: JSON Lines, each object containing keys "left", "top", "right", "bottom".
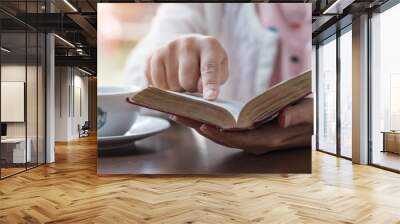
{"left": 98, "top": 115, "right": 170, "bottom": 150}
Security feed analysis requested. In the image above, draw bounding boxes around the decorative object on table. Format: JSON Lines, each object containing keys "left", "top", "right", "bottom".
{"left": 0, "top": 138, "right": 32, "bottom": 166}
{"left": 382, "top": 131, "right": 400, "bottom": 154}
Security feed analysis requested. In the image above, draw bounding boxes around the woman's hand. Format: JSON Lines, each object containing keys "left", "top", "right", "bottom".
{"left": 145, "top": 35, "right": 229, "bottom": 100}
{"left": 170, "top": 97, "right": 313, "bottom": 155}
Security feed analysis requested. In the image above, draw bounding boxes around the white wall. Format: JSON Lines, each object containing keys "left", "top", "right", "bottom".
{"left": 71, "top": 74, "right": 89, "bottom": 138}
{"left": 55, "top": 67, "right": 69, "bottom": 141}
{"left": 1, "top": 65, "right": 41, "bottom": 137}
{"left": 1, "top": 63, "right": 47, "bottom": 164}
{"left": 55, "top": 67, "right": 89, "bottom": 141}
{"left": 1, "top": 66, "right": 27, "bottom": 145}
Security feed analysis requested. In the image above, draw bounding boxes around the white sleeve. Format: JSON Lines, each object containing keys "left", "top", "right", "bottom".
{"left": 122, "top": 3, "right": 207, "bottom": 87}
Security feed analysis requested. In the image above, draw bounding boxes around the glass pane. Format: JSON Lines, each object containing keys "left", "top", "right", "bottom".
{"left": 371, "top": 4, "right": 400, "bottom": 171}
{"left": 340, "top": 29, "right": 352, "bottom": 158}
{"left": 0, "top": 1, "right": 46, "bottom": 178}
{"left": 26, "top": 0, "right": 39, "bottom": 169}
{"left": 27, "top": 31, "right": 38, "bottom": 169}
{"left": 1, "top": 30, "right": 27, "bottom": 177}
{"left": 318, "top": 37, "right": 337, "bottom": 154}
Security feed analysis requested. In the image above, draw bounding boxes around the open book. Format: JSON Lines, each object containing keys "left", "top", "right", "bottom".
{"left": 128, "top": 70, "right": 311, "bottom": 130}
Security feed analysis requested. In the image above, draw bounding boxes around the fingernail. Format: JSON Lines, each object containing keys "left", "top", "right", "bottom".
{"left": 204, "top": 85, "right": 218, "bottom": 100}
{"left": 204, "top": 89, "right": 216, "bottom": 100}
{"left": 169, "top": 115, "right": 176, "bottom": 121}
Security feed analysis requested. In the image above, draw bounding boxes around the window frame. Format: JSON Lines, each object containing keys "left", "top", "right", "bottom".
{"left": 315, "top": 23, "right": 353, "bottom": 161}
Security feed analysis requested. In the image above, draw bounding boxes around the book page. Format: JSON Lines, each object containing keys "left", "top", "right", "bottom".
{"left": 167, "top": 91, "right": 245, "bottom": 121}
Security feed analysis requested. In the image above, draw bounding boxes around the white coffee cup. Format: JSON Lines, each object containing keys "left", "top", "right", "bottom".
{"left": 98, "top": 85, "right": 141, "bottom": 137}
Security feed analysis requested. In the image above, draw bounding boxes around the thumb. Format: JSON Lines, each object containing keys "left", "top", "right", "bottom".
{"left": 279, "top": 98, "right": 313, "bottom": 128}
{"left": 201, "top": 61, "right": 220, "bottom": 101}
{"left": 197, "top": 77, "right": 203, "bottom": 93}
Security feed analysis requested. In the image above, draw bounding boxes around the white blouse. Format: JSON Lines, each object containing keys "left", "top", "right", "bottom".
{"left": 123, "top": 3, "right": 278, "bottom": 103}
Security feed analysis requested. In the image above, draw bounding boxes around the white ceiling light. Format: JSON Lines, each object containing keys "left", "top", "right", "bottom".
{"left": 63, "top": 0, "right": 78, "bottom": 12}
{"left": 54, "top": 34, "right": 75, "bottom": 48}
{"left": 76, "top": 48, "right": 85, "bottom": 55}
{"left": 323, "top": 0, "right": 355, "bottom": 15}
{"left": 78, "top": 67, "right": 92, "bottom": 76}
{"left": 1, "top": 47, "right": 11, "bottom": 53}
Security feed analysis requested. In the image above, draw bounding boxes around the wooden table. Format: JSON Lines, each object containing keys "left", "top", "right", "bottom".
{"left": 98, "top": 123, "right": 311, "bottom": 174}
{"left": 1, "top": 138, "right": 31, "bottom": 165}
{"left": 382, "top": 131, "right": 400, "bottom": 154}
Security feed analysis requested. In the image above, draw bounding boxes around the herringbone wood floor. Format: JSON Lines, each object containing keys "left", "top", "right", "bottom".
{"left": 1, "top": 136, "right": 400, "bottom": 224}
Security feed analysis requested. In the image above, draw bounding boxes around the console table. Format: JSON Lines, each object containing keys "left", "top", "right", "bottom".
{"left": 382, "top": 131, "right": 400, "bottom": 154}
{"left": 1, "top": 138, "right": 32, "bottom": 164}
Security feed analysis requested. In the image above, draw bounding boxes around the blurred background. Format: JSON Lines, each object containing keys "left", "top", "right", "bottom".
{"left": 98, "top": 3, "right": 159, "bottom": 86}
{"left": 96, "top": 1, "right": 400, "bottom": 172}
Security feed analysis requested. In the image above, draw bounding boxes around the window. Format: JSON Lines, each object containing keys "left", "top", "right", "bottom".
{"left": 316, "top": 25, "right": 353, "bottom": 159}
{"left": 339, "top": 28, "right": 352, "bottom": 158}
{"left": 0, "top": 1, "right": 47, "bottom": 179}
{"left": 370, "top": 3, "right": 400, "bottom": 171}
{"left": 317, "top": 36, "right": 337, "bottom": 154}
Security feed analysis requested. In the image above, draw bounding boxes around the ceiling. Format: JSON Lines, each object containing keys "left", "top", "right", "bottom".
{"left": 0, "top": 0, "right": 97, "bottom": 74}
